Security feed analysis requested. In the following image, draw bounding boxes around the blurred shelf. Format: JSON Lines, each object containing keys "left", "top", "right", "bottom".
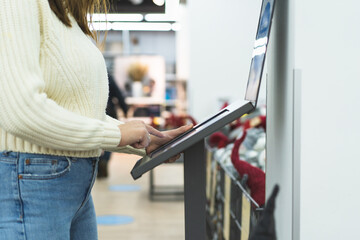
{"left": 165, "top": 73, "right": 176, "bottom": 81}
{"left": 217, "top": 159, "right": 261, "bottom": 209}
{"left": 205, "top": 145, "right": 264, "bottom": 240}
{"left": 125, "top": 97, "right": 186, "bottom": 108}
{"left": 125, "top": 97, "right": 165, "bottom": 105}
{"left": 165, "top": 99, "right": 178, "bottom": 106}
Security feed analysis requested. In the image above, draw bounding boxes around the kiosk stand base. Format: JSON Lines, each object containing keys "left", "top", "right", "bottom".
{"left": 184, "top": 139, "right": 206, "bottom": 240}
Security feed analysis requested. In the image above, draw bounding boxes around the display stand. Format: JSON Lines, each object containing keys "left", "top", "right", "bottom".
{"left": 130, "top": 102, "right": 255, "bottom": 239}
{"left": 183, "top": 140, "right": 206, "bottom": 240}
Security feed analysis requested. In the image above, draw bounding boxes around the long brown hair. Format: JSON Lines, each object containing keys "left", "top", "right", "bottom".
{"left": 48, "top": 0, "right": 108, "bottom": 41}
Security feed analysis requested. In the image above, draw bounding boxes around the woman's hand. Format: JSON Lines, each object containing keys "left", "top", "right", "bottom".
{"left": 117, "top": 120, "right": 165, "bottom": 149}
{"left": 146, "top": 124, "right": 193, "bottom": 163}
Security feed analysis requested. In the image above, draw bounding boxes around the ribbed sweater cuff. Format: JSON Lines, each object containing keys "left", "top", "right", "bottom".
{"left": 100, "top": 122, "right": 121, "bottom": 149}
{"left": 105, "top": 146, "right": 147, "bottom": 157}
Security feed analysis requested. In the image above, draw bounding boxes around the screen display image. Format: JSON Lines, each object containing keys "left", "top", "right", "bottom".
{"left": 245, "top": 53, "right": 266, "bottom": 101}
{"left": 245, "top": 1, "right": 273, "bottom": 102}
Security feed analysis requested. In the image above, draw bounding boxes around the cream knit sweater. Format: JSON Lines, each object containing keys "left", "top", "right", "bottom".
{"left": 0, "top": 0, "right": 145, "bottom": 157}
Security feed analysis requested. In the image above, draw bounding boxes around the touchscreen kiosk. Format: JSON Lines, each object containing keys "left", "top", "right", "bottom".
{"left": 131, "top": 0, "right": 275, "bottom": 181}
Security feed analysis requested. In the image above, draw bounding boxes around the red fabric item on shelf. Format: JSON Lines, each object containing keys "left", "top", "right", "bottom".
{"left": 243, "top": 120, "right": 251, "bottom": 130}
{"left": 258, "top": 115, "right": 266, "bottom": 131}
{"left": 230, "top": 118, "right": 242, "bottom": 130}
{"left": 231, "top": 130, "right": 266, "bottom": 206}
{"left": 164, "top": 114, "right": 197, "bottom": 129}
{"left": 186, "top": 115, "right": 197, "bottom": 125}
{"left": 221, "top": 102, "right": 229, "bottom": 109}
{"left": 209, "top": 132, "right": 230, "bottom": 149}
{"left": 243, "top": 115, "right": 266, "bottom": 131}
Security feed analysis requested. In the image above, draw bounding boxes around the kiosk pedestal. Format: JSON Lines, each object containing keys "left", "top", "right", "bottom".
{"left": 183, "top": 140, "right": 206, "bottom": 240}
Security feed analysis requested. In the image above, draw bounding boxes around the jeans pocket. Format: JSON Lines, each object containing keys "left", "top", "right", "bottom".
{"left": 21, "top": 157, "right": 72, "bottom": 180}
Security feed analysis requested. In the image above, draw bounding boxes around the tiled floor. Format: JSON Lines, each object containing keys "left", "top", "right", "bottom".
{"left": 92, "top": 153, "right": 185, "bottom": 240}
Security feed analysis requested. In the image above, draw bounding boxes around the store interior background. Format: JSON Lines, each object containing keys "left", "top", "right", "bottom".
{"left": 92, "top": 0, "right": 360, "bottom": 239}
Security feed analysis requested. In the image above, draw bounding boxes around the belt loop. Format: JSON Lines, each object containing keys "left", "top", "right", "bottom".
{"left": 2, "top": 151, "right": 12, "bottom": 156}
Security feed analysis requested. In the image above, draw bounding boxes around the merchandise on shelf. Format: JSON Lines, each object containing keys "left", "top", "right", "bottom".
{"left": 231, "top": 130, "right": 265, "bottom": 206}
{"left": 249, "top": 185, "right": 279, "bottom": 240}
{"left": 151, "top": 112, "right": 197, "bottom": 130}
{"left": 207, "top": 106, "right": 267, "bottom": 206}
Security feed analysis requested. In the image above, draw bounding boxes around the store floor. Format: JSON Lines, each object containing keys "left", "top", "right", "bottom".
{"left": 92, "top": 153, "right": 185, "bottom": 240}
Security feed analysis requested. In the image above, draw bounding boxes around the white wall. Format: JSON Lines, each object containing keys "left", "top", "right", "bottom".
{"left": 267, "top": 0, "right": 360, "bottom": 239}
{"left": 187, "top": 0, "right": 263, "bottom": 121}
{"left": 294, "top": 0, "right": 360, "bottom": 239}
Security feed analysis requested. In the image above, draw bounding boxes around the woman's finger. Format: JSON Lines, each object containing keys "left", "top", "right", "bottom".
{"left": 168, "top": 124, "right": 193, "bottom": 138}
{"left": 146, "top": 125, "right": 165, "bottom": 138}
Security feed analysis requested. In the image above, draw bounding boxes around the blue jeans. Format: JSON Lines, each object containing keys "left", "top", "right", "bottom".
{"left": 0, "top": 151, "right": 99, "bottom": 240}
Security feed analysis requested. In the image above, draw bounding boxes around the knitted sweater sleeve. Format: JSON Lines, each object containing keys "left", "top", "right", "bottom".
{"left": 104, "top": 116, "right": 146, "bottom": 157}
{"left": 0, "top": 1, "right": 121, "bottom": 151}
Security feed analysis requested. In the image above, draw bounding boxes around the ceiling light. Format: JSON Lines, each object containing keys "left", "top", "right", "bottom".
{"left": 89, "top": 14, "right": 144, "bottom": 22}
{"left": 145, "top": 0, "right": 179, "bottom": 21}
{"left": 111, "top": 22, "right": 172, "bottom": 31}
{"left": 171, "top": 23, "right": 181, "bottom": 31}
{"left": 89, "top": 22, "right": 112, "bottom": 31}
{"left": 130, "top": 0, "right": 144, "bottom": 5}
{"left": 153, "top": 0, "right": 165, "bottom": 6}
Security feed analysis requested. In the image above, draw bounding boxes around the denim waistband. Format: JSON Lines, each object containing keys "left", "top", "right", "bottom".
{"left": 0, "top": 151, "right": 98, "bottom": 162}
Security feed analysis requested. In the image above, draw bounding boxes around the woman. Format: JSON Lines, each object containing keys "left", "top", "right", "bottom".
{"left": 0, "top": 0, "right": 191, "bottom": 239}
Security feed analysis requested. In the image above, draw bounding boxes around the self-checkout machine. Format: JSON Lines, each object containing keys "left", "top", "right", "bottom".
{"left": 130, "top": 0, "right": 276, "bottom": 239}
